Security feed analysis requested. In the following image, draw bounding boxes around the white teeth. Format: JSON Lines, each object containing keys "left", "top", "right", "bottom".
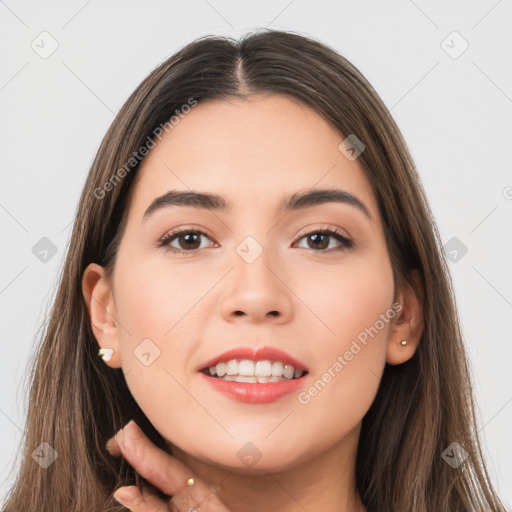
{"left": 271, "top": 361, "right": 284, "bottom": 376}
{"left": 221, "top": 375, "right": 283, "bottom": 383}
{"left": 226, "top": 360, "right": 238, "bottom": 376}
{"left": 255, "top": 360, "right": 272, "bottom": 377}
{"left": 220, "top": 375, "right": 276, "bottom": 383}
{"left": 238, "top": 359, "right": 255, "bottom": 376}
{"left": 216, "top": 362, "right": 227, "bottom": 377}
{"left": 283, "top": 364, "right": 294, "bottom": 379}
{"left": 207, "top": 358, "right": 305, "bottom": 381}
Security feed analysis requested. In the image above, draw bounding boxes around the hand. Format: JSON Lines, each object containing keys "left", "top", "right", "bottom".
{"left": 106, "top": 420, "right": 231, "bottom": 511}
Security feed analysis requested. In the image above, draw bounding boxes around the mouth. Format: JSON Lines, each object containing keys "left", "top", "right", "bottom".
{"left": 200, "top": 359, "right": 309, "bottom": 383}
{"left": 198, "top": 345, "right": 310, "bottom": 403}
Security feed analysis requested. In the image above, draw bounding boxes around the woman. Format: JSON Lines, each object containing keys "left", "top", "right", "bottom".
{"left": 2, "top": 29, "right": 507, "bottom": 511}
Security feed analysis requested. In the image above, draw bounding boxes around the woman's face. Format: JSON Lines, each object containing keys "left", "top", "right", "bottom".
{"left": 103, "top": 94, "right": 400, "bottom": 472}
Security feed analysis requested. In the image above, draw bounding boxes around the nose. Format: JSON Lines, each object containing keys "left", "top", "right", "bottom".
{"left": 220, "top": 245, "right": 294, "bottom": 324}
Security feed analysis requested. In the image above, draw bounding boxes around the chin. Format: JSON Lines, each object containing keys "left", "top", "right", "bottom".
{"left": 187, "top": 446, "right": 308, "bottom": 475}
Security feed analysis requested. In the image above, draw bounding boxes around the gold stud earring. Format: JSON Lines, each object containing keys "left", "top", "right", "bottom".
{"left": 400, "top": 340, "right": 407, "bottom": 346}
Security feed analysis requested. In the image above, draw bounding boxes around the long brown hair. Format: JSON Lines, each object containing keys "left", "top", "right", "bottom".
{"left": 2, "top": 28, "right": 507, "bottom": 512}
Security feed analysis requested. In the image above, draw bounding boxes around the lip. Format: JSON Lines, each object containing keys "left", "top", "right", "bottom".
{"left": 198, "top": 345, "right": 309, "bottom": 372}
{"left": 199, "top": 371, "right": 309, "bottom": 404}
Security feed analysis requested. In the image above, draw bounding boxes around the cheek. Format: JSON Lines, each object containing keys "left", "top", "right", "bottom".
{"left": 112, "top": 257, "right": 208, "bottom": 426}
{"left": 114, "top": 254, "right": 210, "bottom": 346}
{"left": 326, "top": 264, "right": 394, "bottom": 351}
{"left": 293, "top": 252, "right": 394, "bottom": 433}
{"left": 295, "top": 249, "right": 394, "bottom": 350}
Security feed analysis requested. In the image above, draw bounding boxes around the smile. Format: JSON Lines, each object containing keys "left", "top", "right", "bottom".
{"left": 199, "top": 359, "right": 309, "bottom": 404}
{"left": 201, "top": 358, "right": 307, "bottom": 382}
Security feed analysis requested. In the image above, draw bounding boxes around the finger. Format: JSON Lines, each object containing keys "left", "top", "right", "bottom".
{"left": 114, "top": 485, "right": 168, "bottom": 511}
{"left": 107, "top": 420, "right": 192, "bottom": 493}
{"left": 106, "top": 436, "right": 122, "bottom": 456}
{"left": 107, "top": 420, "right": 228, "bottom": 511}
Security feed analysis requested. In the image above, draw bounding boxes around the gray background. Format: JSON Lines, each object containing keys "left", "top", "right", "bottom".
{"left": 1, "top": 0, "right": 511, "bottom": 506}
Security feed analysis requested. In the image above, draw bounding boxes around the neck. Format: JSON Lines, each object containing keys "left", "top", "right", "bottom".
{"left": 168, "top": 423, "right": 366, "bottom": 512}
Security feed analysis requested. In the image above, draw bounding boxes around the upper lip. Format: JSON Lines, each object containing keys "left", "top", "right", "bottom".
{"left": 199, "top": 345, "right": 309, "bottom": 373}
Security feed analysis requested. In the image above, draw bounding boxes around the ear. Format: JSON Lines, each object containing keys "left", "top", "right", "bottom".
{"left": 82, "top": 263, "right": 121, "bottom": 368}
{"left": 386, "top": 269, "right": 423, "bottom": 365}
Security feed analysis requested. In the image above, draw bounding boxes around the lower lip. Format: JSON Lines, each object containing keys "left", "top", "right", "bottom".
{"left": 199, "top": 372, "right": 308, "bottom": 404}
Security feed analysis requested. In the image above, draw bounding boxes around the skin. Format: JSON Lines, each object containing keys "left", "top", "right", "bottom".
{"left": 83, "top": 93, "right": 423, "bottom": 511}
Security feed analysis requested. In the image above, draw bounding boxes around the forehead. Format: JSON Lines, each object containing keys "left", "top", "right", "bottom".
{"left": 128, "top": 94, "right": 379, "bottom": 221}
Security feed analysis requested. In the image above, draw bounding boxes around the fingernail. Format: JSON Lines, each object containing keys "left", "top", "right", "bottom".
{"left": 123, "top": 419, "right": 136, "bottom": 435}
{"left": 113, "top": 486, "right": 133, "bottom": 504}
{"left": 106, "top": 434, "right": 115, "bottom": 450}
{"left": 106, "top": 423, "right": 128, "bottom": 450}
{"left": 106, "top": 420, "right": 137, "bottom": 451}
{"left": 106, "top": 430, "right": 119, "bottom": 449}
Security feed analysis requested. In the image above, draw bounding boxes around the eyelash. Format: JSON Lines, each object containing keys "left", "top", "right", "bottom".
{"left": 158, "top": 226, "right": 354, "bottom": 255}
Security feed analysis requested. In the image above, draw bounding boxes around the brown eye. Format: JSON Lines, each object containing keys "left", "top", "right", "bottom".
{"left": 295, "top": 229, "right": 353, "bottom": 252}
{"left": 174, "top": 232, "right": 202, "bottom": 250}
{"left": 305, "top": 233, "right": 329, "bottom": 250}
{"left": 159, "top": 227, "right": 353, "bottom": 255}
{"left": 160, "top": 229, "right": 215, "bottom": 253}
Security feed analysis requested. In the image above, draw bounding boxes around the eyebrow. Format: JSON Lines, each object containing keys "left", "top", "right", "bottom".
{"left": 143, "top": 188, "right": 372, "bottom": 221}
